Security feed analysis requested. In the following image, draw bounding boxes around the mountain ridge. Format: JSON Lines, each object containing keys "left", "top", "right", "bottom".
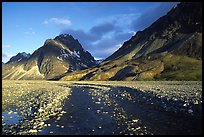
{"left": 2, "top": 34, "right": 96, "bottom": 80}
{"left": 2, "top": 2, "right": 202, "bottom": 81}
{"left": 60, "top": 2, "right": 202, "bottom": 81}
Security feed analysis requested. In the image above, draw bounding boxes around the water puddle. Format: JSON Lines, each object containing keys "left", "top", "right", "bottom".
{"left": 2, "top": 109, "right": 21, "bottom": 128}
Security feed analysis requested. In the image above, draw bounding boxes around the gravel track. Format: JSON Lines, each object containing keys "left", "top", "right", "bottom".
{"left": 2, "top": 80, "right": 202, "bottom": 135}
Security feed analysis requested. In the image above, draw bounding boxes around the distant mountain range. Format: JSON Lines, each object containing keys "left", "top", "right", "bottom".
{"left": 2, "top": 34, "right": 96, "bottom": 80}
{"left": 60, "top": 2, "right": 202, "bottom": 81}
{"left": 2, "top": 2, "right": 202, "bottom": 81}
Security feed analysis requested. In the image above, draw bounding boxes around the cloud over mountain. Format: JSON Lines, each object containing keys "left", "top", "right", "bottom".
{"left": 43, "top": 17, "right": 72, "bottom": 25}
{"left": 61, "top": 2, "right": 178, "bottom": 59}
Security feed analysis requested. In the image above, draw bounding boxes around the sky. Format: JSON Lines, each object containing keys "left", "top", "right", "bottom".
{"left": 2, "top": 2, "right": 178, "bottom": 63}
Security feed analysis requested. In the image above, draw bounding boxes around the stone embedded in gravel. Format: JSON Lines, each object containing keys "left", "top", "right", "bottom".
{"left": 28, "top": 129, "right": 38, "bottom": 133}
{"left": 61, "top": 111, "right": 66, "bottom": 114}
{"left": 95, "top": 102, "right": 101, "bottom": 104}
{"left": 188, "top": 109, "right": 193, "bottom": 113}
{"left": 132, "top": 119, "right": 139, "bottom": 123}
{"left": 8, "top": 111, "right": 13, "bottom": 115}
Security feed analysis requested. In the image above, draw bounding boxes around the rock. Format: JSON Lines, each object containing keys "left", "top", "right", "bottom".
{"left": 188, "top": 109, "right": 193, "bottom": 113}
{"left": 39, "top": 122, "right": 44, "bottom": 126}
{"left": 95, "top": 102, "right": 101, "bottom": 104}
{"left": 132, "top": 119, "right": 139, "bottom": 123}
{"left": 8, "top": 111, "right": 13, "bottom": 114}
{"left": 38, "top": 108, "right": 44, "bottom": 113}
{"left": 29, "top": 129, "right": 38, "bottom": 133}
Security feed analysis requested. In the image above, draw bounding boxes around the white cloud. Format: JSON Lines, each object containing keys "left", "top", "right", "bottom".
{"left": 2, "top": 45, "right": 11, "bottom": 48}
{"left": 43, "top": 17, "right": 71, "bottom": 25}
{"left": 24, "top": 31, "right": 35, "bottom": 35}
{"left": 2, "top": 52, "right": 13, "bottom": 61}
{"left": 96, "top": 13, "right": 141, "bottom": 27}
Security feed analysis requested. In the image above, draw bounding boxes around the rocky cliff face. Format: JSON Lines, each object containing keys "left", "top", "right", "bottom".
{"left": 61, "top": 2, "right": 202, "bottom": 81}
{"left": 2, "top": 34, "right": 96, "bottom": 80}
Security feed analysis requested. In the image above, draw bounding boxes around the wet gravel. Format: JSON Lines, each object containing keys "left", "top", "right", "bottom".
{"left": 2, "top": 80, "right": 202, "bottom": 135}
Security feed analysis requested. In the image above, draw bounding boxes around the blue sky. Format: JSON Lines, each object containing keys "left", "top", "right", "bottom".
{"left": 2, "top": 2, "right": 178, "bottom": 63}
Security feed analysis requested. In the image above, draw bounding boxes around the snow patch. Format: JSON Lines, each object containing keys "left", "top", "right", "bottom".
{"left": 73, "top": 50, "right": 80, "bottom": 58}
{"left": 17, "top": 58, "right": 22, "bottom": 62}
{"left": 80, "top": 63, "right": 88, "bottom": 68}
{"left": 21, "top": 53, "right": 30, "bottom": 57}
{"left": 60, "top": 49, "right": 70, "bottom": 59}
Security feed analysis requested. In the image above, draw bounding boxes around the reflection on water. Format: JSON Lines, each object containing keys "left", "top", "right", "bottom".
{"left": 2, "top": 109, "right": 21, "bottom": 128}
{"left": 2, "top": 110, "right": 21, "bottom": 127}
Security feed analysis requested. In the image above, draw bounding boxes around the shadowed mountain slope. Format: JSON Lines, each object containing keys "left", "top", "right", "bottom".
{"left": 60, "top": 2, "right": 202, "bottom": 81}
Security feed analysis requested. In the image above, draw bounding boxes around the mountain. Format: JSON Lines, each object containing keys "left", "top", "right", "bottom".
{"left": 60, "top": 2, "right": 202, "bottom": 81}
{"left": 96, "top": 59, "right": 104, "bottom": 64}
{"left": 2, "top": 34, "right": 96, "bottom": 80}
{"left": 6, "top": 52, "right": 31, "bottom": 64}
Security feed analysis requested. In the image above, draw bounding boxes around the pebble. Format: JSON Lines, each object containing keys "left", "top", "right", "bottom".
{"left": 132, "top": 119, "right": 139, "bottom": 123}
{"left": 188, "top": 109, "right": 193, "bottom": 113}
{"left": 97, "top": 110, "right": 100, "bottom": 113}
{"left": 8, "top": 111, "right": 13, "bottom": 114}
{"left": 29, "top": 129, "right": 38, "bottom": 133}
{"left": 95, "top": 102, "right": 101, "bottom": 105}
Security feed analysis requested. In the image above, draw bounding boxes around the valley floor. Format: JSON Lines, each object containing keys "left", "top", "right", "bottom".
{"left": 2, "top": 80, "right": 202, "bottom": 135}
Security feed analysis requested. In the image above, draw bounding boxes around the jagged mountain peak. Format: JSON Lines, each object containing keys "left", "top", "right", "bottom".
{"left": 53, "top": 34, "right": 82, "bottom": 51}
{"left": 3, "top": 34, "right": 96, "bottom": 80}
{"left": 7, "top": 52, "right": 31, "bottom": 64}
{"left": 55, "top": 34, "right": 75, "bottom": 39}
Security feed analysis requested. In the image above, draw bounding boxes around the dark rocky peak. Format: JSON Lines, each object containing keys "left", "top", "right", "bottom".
{"left": 7, "top": 52, "right": 31, "bottom": 64}
{"left": 146, "top": 2, "right": 202, "bottom": 35}
{"left": 54, "top": 34, "right": 83, "bottom": 51}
